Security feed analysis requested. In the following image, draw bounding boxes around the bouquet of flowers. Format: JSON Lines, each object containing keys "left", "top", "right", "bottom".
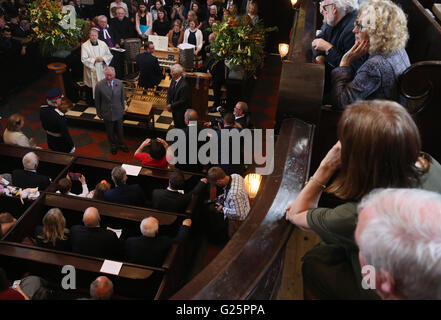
{"left": 209, "top": 15, "right": 277, "bottom": 77}
{"left": 28, "top": 0, "right": 88, "bottom": 56}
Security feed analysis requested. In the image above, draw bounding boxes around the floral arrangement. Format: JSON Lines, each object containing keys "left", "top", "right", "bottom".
{"left": 28, "top": 0, "right": 88, "bottom": 56}
{"left": 209, "top": 15, "right": 277, "bottom": 77}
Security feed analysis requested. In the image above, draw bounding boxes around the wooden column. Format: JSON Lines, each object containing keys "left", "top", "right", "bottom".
{"left": 47, "top": 62, "right": 73, "bottom": 112}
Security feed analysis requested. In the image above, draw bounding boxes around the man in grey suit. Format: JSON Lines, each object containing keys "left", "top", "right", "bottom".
{"left": 95, "top": 66, "right": 129, "bottom": 154}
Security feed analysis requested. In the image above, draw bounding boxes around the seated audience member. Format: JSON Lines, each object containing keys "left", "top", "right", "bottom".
{"left": 136, "top": 41, "right": 163, "bottom": 89}
{"left": 0, "top": 267, "right": 28, "bottom": 300}
{"left": 170, "top": 0, "right": 186, "bottom": 23}
{"left": 125, "top": 217, "right": 192, "bottom": 266}
{"left": 134, "top": 138, "right": 170, "bottom": 168}
{"left": 110, "top": 0, "right": 129, "bottom": 18}
{"left": 0, "top": 212, "right": 16, "bottom": 238}
{"left": 104, "top": 166, "right": 146, "bottom": 206}
{"left": 74, "top": 0, "right": 89, "bottom": 20}
{"left": 312, "top": 0, "right": 364, "bottom": 75}
{"left": 228, "top": 3, "right": 239, "bottom": 18}
{"left": 135, "top": 2, "right": 153, "bottom": 39}
{"left": 356, "top": 189, "right": 441, "bottom": 300}
{"left": 3, "top": 113, "right": 37, "bottom": 148}
{"left": 233, "top": 101, "right": 249, "bottom": 129}
{"left": 89, "top": 276, "right": 114, "bottom": 300}
{"left": 152, "top": 7, "right": 170, "bottom": 36}
{"left": 57, "top": 174, "right": 89, "bottom": 197}
{"left": 87, "top": 180, "right": 111, "bottom": 200}
{"left": 285, "top": 100, "right": 441, "bottom": 300}
{"left": 12, "top": 152, "right": 51, "bottom": 190}
{"left": 35, "top": 208, "right": 70, "bottom": 251}
{"left": 330, "top": 0, "right": 410, "bottom": 108}
{"left": 183, "top": 19, "right": 203, "bottom": 56}
{"left": 207, "top": 167, "right": 250, "bottom": 238}
{"left": 110, "top": 7, "right": 135, "bottom": 46}
{"left": 167, "top": 19, "right": 184, "bottom": 48}
{"left": 71, "top": 207, "right": 121, "bottom": 259}
{"left": 152, "top": 170, "right": 207, "bottom": 213}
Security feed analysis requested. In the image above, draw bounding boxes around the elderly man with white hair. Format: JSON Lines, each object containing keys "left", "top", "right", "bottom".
{"left": 81, "top": 28, "right": 113, "bottom": 101}
{"left": 166, "top": 64, "right": 191, "bottom": 129}
{"left": 312, "top": 0, "right": 366, "bottom": 74}
{"left": 356, "top": 188, "right": 441, "bottom": 300}
{"left": 125, "top": 216, "right": 192, "bottom": 267}
{"left": 11, "top": 152, "right": 51, "bottom": 190}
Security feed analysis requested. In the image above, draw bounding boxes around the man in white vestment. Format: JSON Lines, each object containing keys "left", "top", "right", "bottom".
{"left": 81, "top": 28, "right": 113, "bottom": 102}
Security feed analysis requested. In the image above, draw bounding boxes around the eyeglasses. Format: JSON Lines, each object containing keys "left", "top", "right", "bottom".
{"left": 354, "top": 20, "right": 369, "bottom": 31}
{"left": 321, "top": 2, "right": 335, "bottom": 12}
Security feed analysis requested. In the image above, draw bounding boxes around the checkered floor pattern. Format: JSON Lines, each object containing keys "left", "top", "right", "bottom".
{"left": 66, "top": 88, "right": 224, "bottom": 131}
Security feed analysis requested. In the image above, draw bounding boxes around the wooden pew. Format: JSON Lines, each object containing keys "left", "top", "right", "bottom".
{"left": 394, "top": 0, "right": 441, "bottom": 62}
{"left": 0, "top": 193, "right": 192, "bottom": 299}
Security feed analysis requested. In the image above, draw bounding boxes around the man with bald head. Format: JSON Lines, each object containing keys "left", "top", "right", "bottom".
{"left": 90, "top": 276, "right": 114, "bottom": 300}
{"left": 71, "top": 207, "right": 121, "bottom": 259}
{"left": 125, "top": 217, "right": 192, "bottom": 266}
{"left": 12, "top": 152, "right": 51, "bottom": 190}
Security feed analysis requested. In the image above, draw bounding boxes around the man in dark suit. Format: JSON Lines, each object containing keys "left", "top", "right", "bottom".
{"left": 125, "top": 216, "right": 192, "bottom": 266}
{"left": 12, "top": 152, "right": 51, "bottom": 190}
{"left": 136, "top": 41, "right": 163, "bottom": 90}
{"left": 71, "top": 207, "right": 121, "bottom": 259}
{"left": 166, "top": 64, "right": 191, "bottom": 129}
{"left": 95, "top": 66, "right": 128, "bottom": 154}
{"left": 152, "top": 170, "right": 207, "bottom": 213}
{"left": 175, "top": 109, "right": 204, "bottom": 172}
{"left": 109, "top": 7, "right": 135, "bottom": 47}
{"left": 104, "top": 166, "right": 146, "bottom": 206}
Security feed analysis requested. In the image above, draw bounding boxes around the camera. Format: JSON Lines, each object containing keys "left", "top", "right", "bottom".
{"left": 209, "top": 117, "right": 224, "bottom": 129}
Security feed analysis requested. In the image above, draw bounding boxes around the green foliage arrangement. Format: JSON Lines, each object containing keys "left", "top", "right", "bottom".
{"left": 209, "top": 15, "right": 277, "bottom": 77}
{"left": 28, "top": 0, "right": 88, "bottom": 56}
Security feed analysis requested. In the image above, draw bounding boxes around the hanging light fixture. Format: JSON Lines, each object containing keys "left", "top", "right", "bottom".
{"left": 291, "top": 0, "right": 298, "bottom": 8}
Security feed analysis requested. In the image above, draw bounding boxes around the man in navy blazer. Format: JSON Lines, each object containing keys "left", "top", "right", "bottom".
{"left": 125, "top": 216, "right": 192, "bottom": 267}
{"left": 136, "top": 41, "right": 163, "bottom": 90}
{"left": 104, "top": 166, "right": 146, "bottom": 206}
{"left": 71, "top": 207, "right": 121, "bottom": 259}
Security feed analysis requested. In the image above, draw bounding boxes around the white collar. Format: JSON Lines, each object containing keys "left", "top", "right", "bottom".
{"left": 235, "top": 114, "right": 244, "bottom": 119}
{"left": 167, "top": 187, "right": 184, "bottom": 194}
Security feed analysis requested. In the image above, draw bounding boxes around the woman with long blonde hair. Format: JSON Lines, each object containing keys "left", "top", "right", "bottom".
{"left": 35, "top": 208, "right": 70, "bottom": 251}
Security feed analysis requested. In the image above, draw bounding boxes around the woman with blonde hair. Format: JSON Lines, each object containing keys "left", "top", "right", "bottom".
{"left": 35, "top": 208, "right": 70, "bottom": 251}
{"left": 183, "top": 10, "right": 201, "bottom": 30}
{"left": 3, "top": 113, "right": 37, "bottom": 148}
{"left": 330, "top": 0, "right": 410, "bottom": 108}
{"left": 286, "top": 100, "right": 441, "bottom": 299}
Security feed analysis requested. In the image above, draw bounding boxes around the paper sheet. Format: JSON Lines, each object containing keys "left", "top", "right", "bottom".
{"left": 111, "top": 47, "right": 126, "bottom": 52}
{"left": 107, "top": 227, "right": 122, "bottom": 239}
{"left": 0, "top": 178, "right": 9, "bottom": 185}
{"left": 121, "top": 164, "right": 142, "bottom": 176}
{"left": 100, "top": 260, "right": 123, "bottom": 275}
{"left": 178, "top": 43, "right": 195, "bottom": 50}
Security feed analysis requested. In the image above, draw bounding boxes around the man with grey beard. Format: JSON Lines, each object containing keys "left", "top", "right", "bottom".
{"left": 312, "top": 0, "right": 366, "bottom": 73}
